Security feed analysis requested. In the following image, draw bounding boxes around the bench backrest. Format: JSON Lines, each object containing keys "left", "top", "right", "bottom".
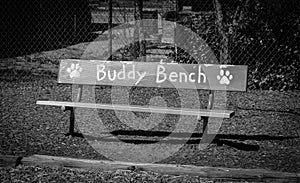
{"left": 58, "top": 59, "right": 248, "bottom": 91}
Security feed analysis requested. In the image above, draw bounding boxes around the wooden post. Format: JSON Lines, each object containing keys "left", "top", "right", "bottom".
{"left": 2, "top": 154, "right": 299, "bottom": 181}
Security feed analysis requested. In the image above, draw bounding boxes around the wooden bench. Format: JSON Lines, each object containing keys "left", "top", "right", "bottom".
{"left": 37, "top": 59, "right": 248, "bottom": 136}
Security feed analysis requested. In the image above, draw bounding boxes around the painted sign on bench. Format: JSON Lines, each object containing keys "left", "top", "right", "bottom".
{"left": 59, "top": 59, "right": 248, "bottom": 91}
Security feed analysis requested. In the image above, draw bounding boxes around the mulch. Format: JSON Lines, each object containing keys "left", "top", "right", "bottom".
{"left": 0, "top": 65, "right": 299, "bottom": 182}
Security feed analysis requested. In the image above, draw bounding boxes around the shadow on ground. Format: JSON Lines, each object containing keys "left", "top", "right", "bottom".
{"left": 68, "top": 130, "right": 299, "bottom": 152}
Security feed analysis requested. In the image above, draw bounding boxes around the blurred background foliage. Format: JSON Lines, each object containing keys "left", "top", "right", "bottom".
{"left": 173, "top": 0, "right": 299, "bottom": 90}
{"left": 0, "top": 0, "right": 299, "bottom": 90}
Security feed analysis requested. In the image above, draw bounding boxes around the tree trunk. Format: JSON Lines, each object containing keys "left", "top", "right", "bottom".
{"left": 214, "top": 0, "right": 230, "bottom": 64}
{"left": 133, "top": 0, "right": 145, "bottom": 61}
{"left": 108, "top": 0, "right": 113, "bottom": 60}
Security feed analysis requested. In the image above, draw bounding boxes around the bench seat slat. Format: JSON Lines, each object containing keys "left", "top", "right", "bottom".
{"left": 37, "top": 100, "right": 234, "bottom": 118}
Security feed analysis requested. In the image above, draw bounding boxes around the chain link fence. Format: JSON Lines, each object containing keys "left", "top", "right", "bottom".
{"left": 1, "top": 0, "right": 299, "bottom": 90}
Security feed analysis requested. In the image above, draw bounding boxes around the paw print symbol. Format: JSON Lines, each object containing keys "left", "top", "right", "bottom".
{"left": 66, "top": 63, "right": 82, "bottom": 78}
{"left": 217, "top": 69, "right": 233, "bottom": 85}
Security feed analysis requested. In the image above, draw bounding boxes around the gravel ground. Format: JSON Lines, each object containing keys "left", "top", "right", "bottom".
{"left": 0, "top": 69, "right": 299, "bottom": 182}
{"left": 0, "top": 165, "right": 261, "bottom": 183}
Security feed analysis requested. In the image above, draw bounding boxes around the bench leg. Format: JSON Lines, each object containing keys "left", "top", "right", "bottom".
{"left": 202, "top": 116, "right": 208, "bottom": 136}
{"left": 202, "top": 117, "right": 208, "bottom": 135}
{"left": 64, "top": 107, "right": 75, "bottom": 136}
{"left": 201, "top": 116, "right": 213, "bottom": 144}
{"left": 65, "top": 84, "right": 83, "bottom": 137}
{"left": 69, "top": 108, "right": 75, "bottom": 135}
